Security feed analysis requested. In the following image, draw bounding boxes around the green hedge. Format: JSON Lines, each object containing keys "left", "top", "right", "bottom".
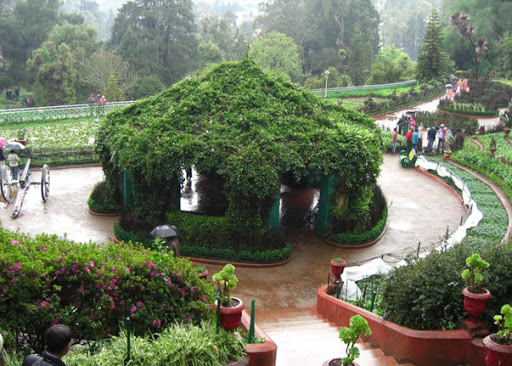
{"left": 327, "top": 205, "right": 388, "bottom": 245}
{"left": 381, "top": 239, "right": 511, "bottom": 331}
{"left": 167, "top": 211, "right": 292, "bottom": 264}
{"left": 0, "top": 229, "right": 214, "bottom": 353}
{"left": 437, "top": 103, "right": 499, "bottom": 117}
{"left": 87, "top": 181, "right": 122, "bottom": 214}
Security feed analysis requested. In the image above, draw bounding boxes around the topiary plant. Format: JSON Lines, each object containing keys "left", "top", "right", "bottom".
{"left": 494, "top": 304, "right": 512, "bottom": 345}
{"left": 339, "top": 315, "right": 372, "bottom": 366}
{"left": 212, "top": 264, "right": 238, "bottom": 307}
{"left": 461, "top": 253, "right": 490, "bottom": 293}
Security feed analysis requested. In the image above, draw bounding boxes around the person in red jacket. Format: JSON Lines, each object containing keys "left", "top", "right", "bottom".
{"left": 406, "top": 128, "right": 413, "bottom": 153}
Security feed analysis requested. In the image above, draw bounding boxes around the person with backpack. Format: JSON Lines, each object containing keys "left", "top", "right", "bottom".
{"left": 426, "top": 126, "right": 437, "bottom": 153}
{"left": 22, "top": 325, "right": 72, "bottom": 366}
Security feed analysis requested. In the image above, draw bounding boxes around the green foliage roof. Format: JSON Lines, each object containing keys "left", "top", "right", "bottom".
{"left": 98, "top": 59, "right": 382, "bottom": 206}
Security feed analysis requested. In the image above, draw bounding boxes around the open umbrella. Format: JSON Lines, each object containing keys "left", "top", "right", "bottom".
{"left": 0, "top": 138, "right": 5, "bottom": 148}
{"left": 150, "top": 224, "right": 179, "bottom": 238}
{"left": 5, "top": 141, "right": 26, "bottom": 150}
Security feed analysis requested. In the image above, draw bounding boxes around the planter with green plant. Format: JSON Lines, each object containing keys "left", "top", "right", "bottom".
{"left": 483, "top": 304, "right": 512, "bottom": 366}
{"left": 461, "top": 253, "right": 491, "bottom": 321}
{"left": 213, "top": 264, "right": 244, "bottom": 331}
{"left": 331, "top": 257, "right": 347, "bottom": 277}
{"left": 323, "top": 314, "right": 372, "bottom": 366}
{"left": 194, "top": 265, "right": 208, "bottom": 280}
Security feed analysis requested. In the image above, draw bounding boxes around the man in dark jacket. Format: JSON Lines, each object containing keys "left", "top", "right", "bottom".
{"left": 426, "top": 126, "right": 437, "bottom": 153}
{"left": 22, "top": 325, "right": 72, "bottom": 366}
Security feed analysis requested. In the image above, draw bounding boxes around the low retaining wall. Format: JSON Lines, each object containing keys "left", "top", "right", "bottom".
{"left": 241, "top": 311, "right": 277, "bottom": 366}
{"left": 316, "top": 286, "right": 484, "bottom": 366}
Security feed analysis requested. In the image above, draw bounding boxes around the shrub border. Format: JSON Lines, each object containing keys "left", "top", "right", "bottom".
{"left": 437, "top": 107, "right": 499, "bottom": 118}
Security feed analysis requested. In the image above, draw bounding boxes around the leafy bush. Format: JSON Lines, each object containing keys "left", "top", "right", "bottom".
{"left": 455, "top": 80, "right": 512, "bottom": 110}
{"left": 328, "top": 205, "right": 387, "bottom": 245}
{"left": 0, "top": 229, "right": 214, "bottom": 353}
{"left": 438, "top": 99, "right": 499, "bottom": 116}
{"left": 167, "top": 211, "right": 292, "bottom": 263}
{"left": 64, "top": 322, "right": 244, "bottom": 366}
{"left": 88, "top": 181, "right": 122, "bottom": 214}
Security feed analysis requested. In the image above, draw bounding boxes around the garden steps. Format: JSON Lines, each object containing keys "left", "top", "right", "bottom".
{"left": 255, "top": 308, "right": 415, "bottom": 366}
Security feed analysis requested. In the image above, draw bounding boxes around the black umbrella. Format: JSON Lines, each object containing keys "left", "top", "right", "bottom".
{"left": 150, "top": 225, "right": 179, "bottom": 238}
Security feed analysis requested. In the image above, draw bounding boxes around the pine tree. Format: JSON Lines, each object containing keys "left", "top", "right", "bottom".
{"left": 416, "top": 8, "right": 449, "bottom": 81}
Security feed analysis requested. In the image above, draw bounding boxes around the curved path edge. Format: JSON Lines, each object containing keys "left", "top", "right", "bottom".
{"left": 446, "top": 160, "right": 512, "bottom": 244}
{"left": 321, "top": 223, "right": 387, "bottom": 249}
{"left": 471, "top": 136, "right": 484, "bottom": 151}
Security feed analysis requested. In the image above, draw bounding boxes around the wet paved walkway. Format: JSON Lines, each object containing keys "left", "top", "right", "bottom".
{"left": 0, "top": 155, "right": 465, "bottom": 311}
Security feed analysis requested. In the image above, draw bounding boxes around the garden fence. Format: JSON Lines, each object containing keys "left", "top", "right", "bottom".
{"left": 0, "top": 101, "right": 134, "bottom": 124}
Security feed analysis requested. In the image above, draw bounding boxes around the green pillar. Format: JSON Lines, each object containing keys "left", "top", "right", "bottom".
{"left": 267, "top": 197, "right": 280, "bottom": 232}
{"left": 316, "top": 174, "right": 339, "bottom": 235}
{"left": 122, "top": 171, "right": 135, "bottom": 208}
{"left": 175, "top": 180, "right": 181, "bottom": 211}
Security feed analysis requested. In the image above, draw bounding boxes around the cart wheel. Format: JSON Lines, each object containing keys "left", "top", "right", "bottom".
{"left": 0, "top": 165, "right": 13, "bottom": 204}
{"left": 41, "top": 164, "right": 50, "bottom": 202}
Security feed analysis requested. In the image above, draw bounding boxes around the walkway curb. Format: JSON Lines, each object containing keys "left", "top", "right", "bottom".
{"left": 87, "top": 208, "right": 120, "bottom": 217}
{"left": 437, "top": 108, "right": 499, "bottom": 119}
{"left": 471, "top": 136, "right": 484, "bottom": 151}
{"left": 414, "top": 166, "right": 468, "bottom": 212}
{"left": 446, "top": 160, "right": 512, "bottom": 244}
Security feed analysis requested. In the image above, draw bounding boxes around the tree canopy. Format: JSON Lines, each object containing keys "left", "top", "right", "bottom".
{"left": 97, "top": 59, "right": 383, "bottom": 226}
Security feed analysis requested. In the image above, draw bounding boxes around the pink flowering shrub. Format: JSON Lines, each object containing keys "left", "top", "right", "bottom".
{"left": 0, "top": 229, "right": 215, "bottom": 353}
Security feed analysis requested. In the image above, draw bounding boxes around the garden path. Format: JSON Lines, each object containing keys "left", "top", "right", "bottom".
{"left": 0, "top": 155, "right": 466, "bottom": 311}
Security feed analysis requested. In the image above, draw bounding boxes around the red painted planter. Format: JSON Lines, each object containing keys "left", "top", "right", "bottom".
{"left": 215, "top": 297, "right": 244, "bottom": 331}
{"left": 195, "top": 268, "right": 208, "bottom": 280}
{"left": 463, "top": 287, "right": 492, "bottom": 320}
{"left": 483, "top": 334, "right": 512, "bottom": 366}
{"left": 330, "top": 259, "right": 347, "bottom": 277}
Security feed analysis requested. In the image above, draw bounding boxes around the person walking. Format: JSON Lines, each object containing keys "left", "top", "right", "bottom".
{"left": 436, "top": 124, "right": 447, "bottom": 154}
{"left": 412, "top": 128, "right": 419, "bottom": 153}
{"left": 426, "top": 126, "right": 436, "bottom": 153}
{"left": 7, "top": 149, "right": 19, "bottom": 180}
{"left": 391, "top": 128, "right": 398, "bottom": 154}
{"left": 22, "top": 324, "right": 72, "bottom": 366}
{"left": 406, "top": 128, "right": 413, "bottom": 153}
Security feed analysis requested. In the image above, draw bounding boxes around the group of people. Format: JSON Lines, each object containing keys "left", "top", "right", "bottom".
{"left": 391, "top": 114, "right": 450, "bottom": 155}
{"left": 88, "top": 93, "right": 106, "bottom": 106}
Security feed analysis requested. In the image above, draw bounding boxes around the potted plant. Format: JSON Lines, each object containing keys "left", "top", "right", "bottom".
{"left": 212, "top": 264, "right": 244, "bottom": 331}
{"left": 461, "top": 253, "right": 491, "bottom": 321}
{"left": 503, "top": 110, "right": 511, "bottom": 138}
{"left": 331, "top": 257, "right": 347, "bottom": 277}
{"left": 15, "top": 128, "right": 28, "bottom": 145}
{"left": 194, "top": 265, "right": 208, "bottom": 280}
{"left": 483, "top": 304, "right": 512, "bottom": 366}
{"left": 323, "top": 314, "right": 372, "bottom": 366}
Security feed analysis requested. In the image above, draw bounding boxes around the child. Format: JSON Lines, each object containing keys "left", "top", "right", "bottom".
{"left": 7, "top": 150, "right": 19, "bottom": 180}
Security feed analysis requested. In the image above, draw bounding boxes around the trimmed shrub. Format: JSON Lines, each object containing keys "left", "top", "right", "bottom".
{"left": 328, "top": 205, "right": 387, "bottom": 245}
{"left": 381, "top": 240, "right": 512, "bottom": 331}
{"left": 88, "top": 181, "right": 122, "bottom": 214}
{"left": 167, "top": 211, "right": 292, "bottom": 263}
{"left": 0, "top": 229, "right": 215, "bottom": 353}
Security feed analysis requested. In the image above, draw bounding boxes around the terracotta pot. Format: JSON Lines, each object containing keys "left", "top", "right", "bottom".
{"left": 195, "top": 267, "right": 208, "bottom": 280}
{"left": 504, "top": 129, "right": 511, "bottom": 139}
{"left": 15, "top": 139, "right": 27, "bottom": 145}
{"left": 330, "top": 259, "right": 347, "bottom": 277}
{"left": 215, "top": 297, "right": 244, "bottom": 331}
{"left": 483, "top": 334, "right": 512, "bottom": 366}
{"left": 462, "top": 287, "right": 492, "bottom": 320}
{"left": 443, "top": 151, "right": 452, "bottom": 160}
{"left": 490, "top": 148, "right": 497, "bottom": 157}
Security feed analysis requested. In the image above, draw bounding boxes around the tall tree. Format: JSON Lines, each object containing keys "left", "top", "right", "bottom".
{"left": 249, "top": 31, "right": 302, "bottom": 83}
{"left": 449, "top": 12, "right": 488, "bottom": 78}
{"left": 0, "top": 0, "right": 61, "bottom": 87}
{"left": 416, "top": 8, "right": 450, "bottom": 81}
{"left": 27, "top": 42, "right": 76, "bottom": 105}
{"left": 370, "top": 45, "right": 415, "bottom": 84}
{"left": 109, "top": 0, "right": 198, "bottom": 86}
{"left": 346, "top": 24, "right": 372, "bottom": 85}
{"left": 198, "top": 14, "right": 246, "bottom": 64}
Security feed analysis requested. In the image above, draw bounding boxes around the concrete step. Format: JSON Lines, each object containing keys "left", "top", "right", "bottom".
{"left": 263, "top": 319, "right": 334, "bottom": 333}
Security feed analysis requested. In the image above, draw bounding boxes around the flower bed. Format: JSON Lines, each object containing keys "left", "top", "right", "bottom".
{"left": 437, "top": 100, "right": 499, "bottom": 117}
{"left": 0, "top": 229, "right": 214, "bottom": 353}
{"left": 477, "top": 133, "right": 512, "bottom": 163}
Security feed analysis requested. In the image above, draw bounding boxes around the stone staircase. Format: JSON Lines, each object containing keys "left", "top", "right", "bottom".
{"left": 256, "top": 308, "right": 415, "bottom": 366}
